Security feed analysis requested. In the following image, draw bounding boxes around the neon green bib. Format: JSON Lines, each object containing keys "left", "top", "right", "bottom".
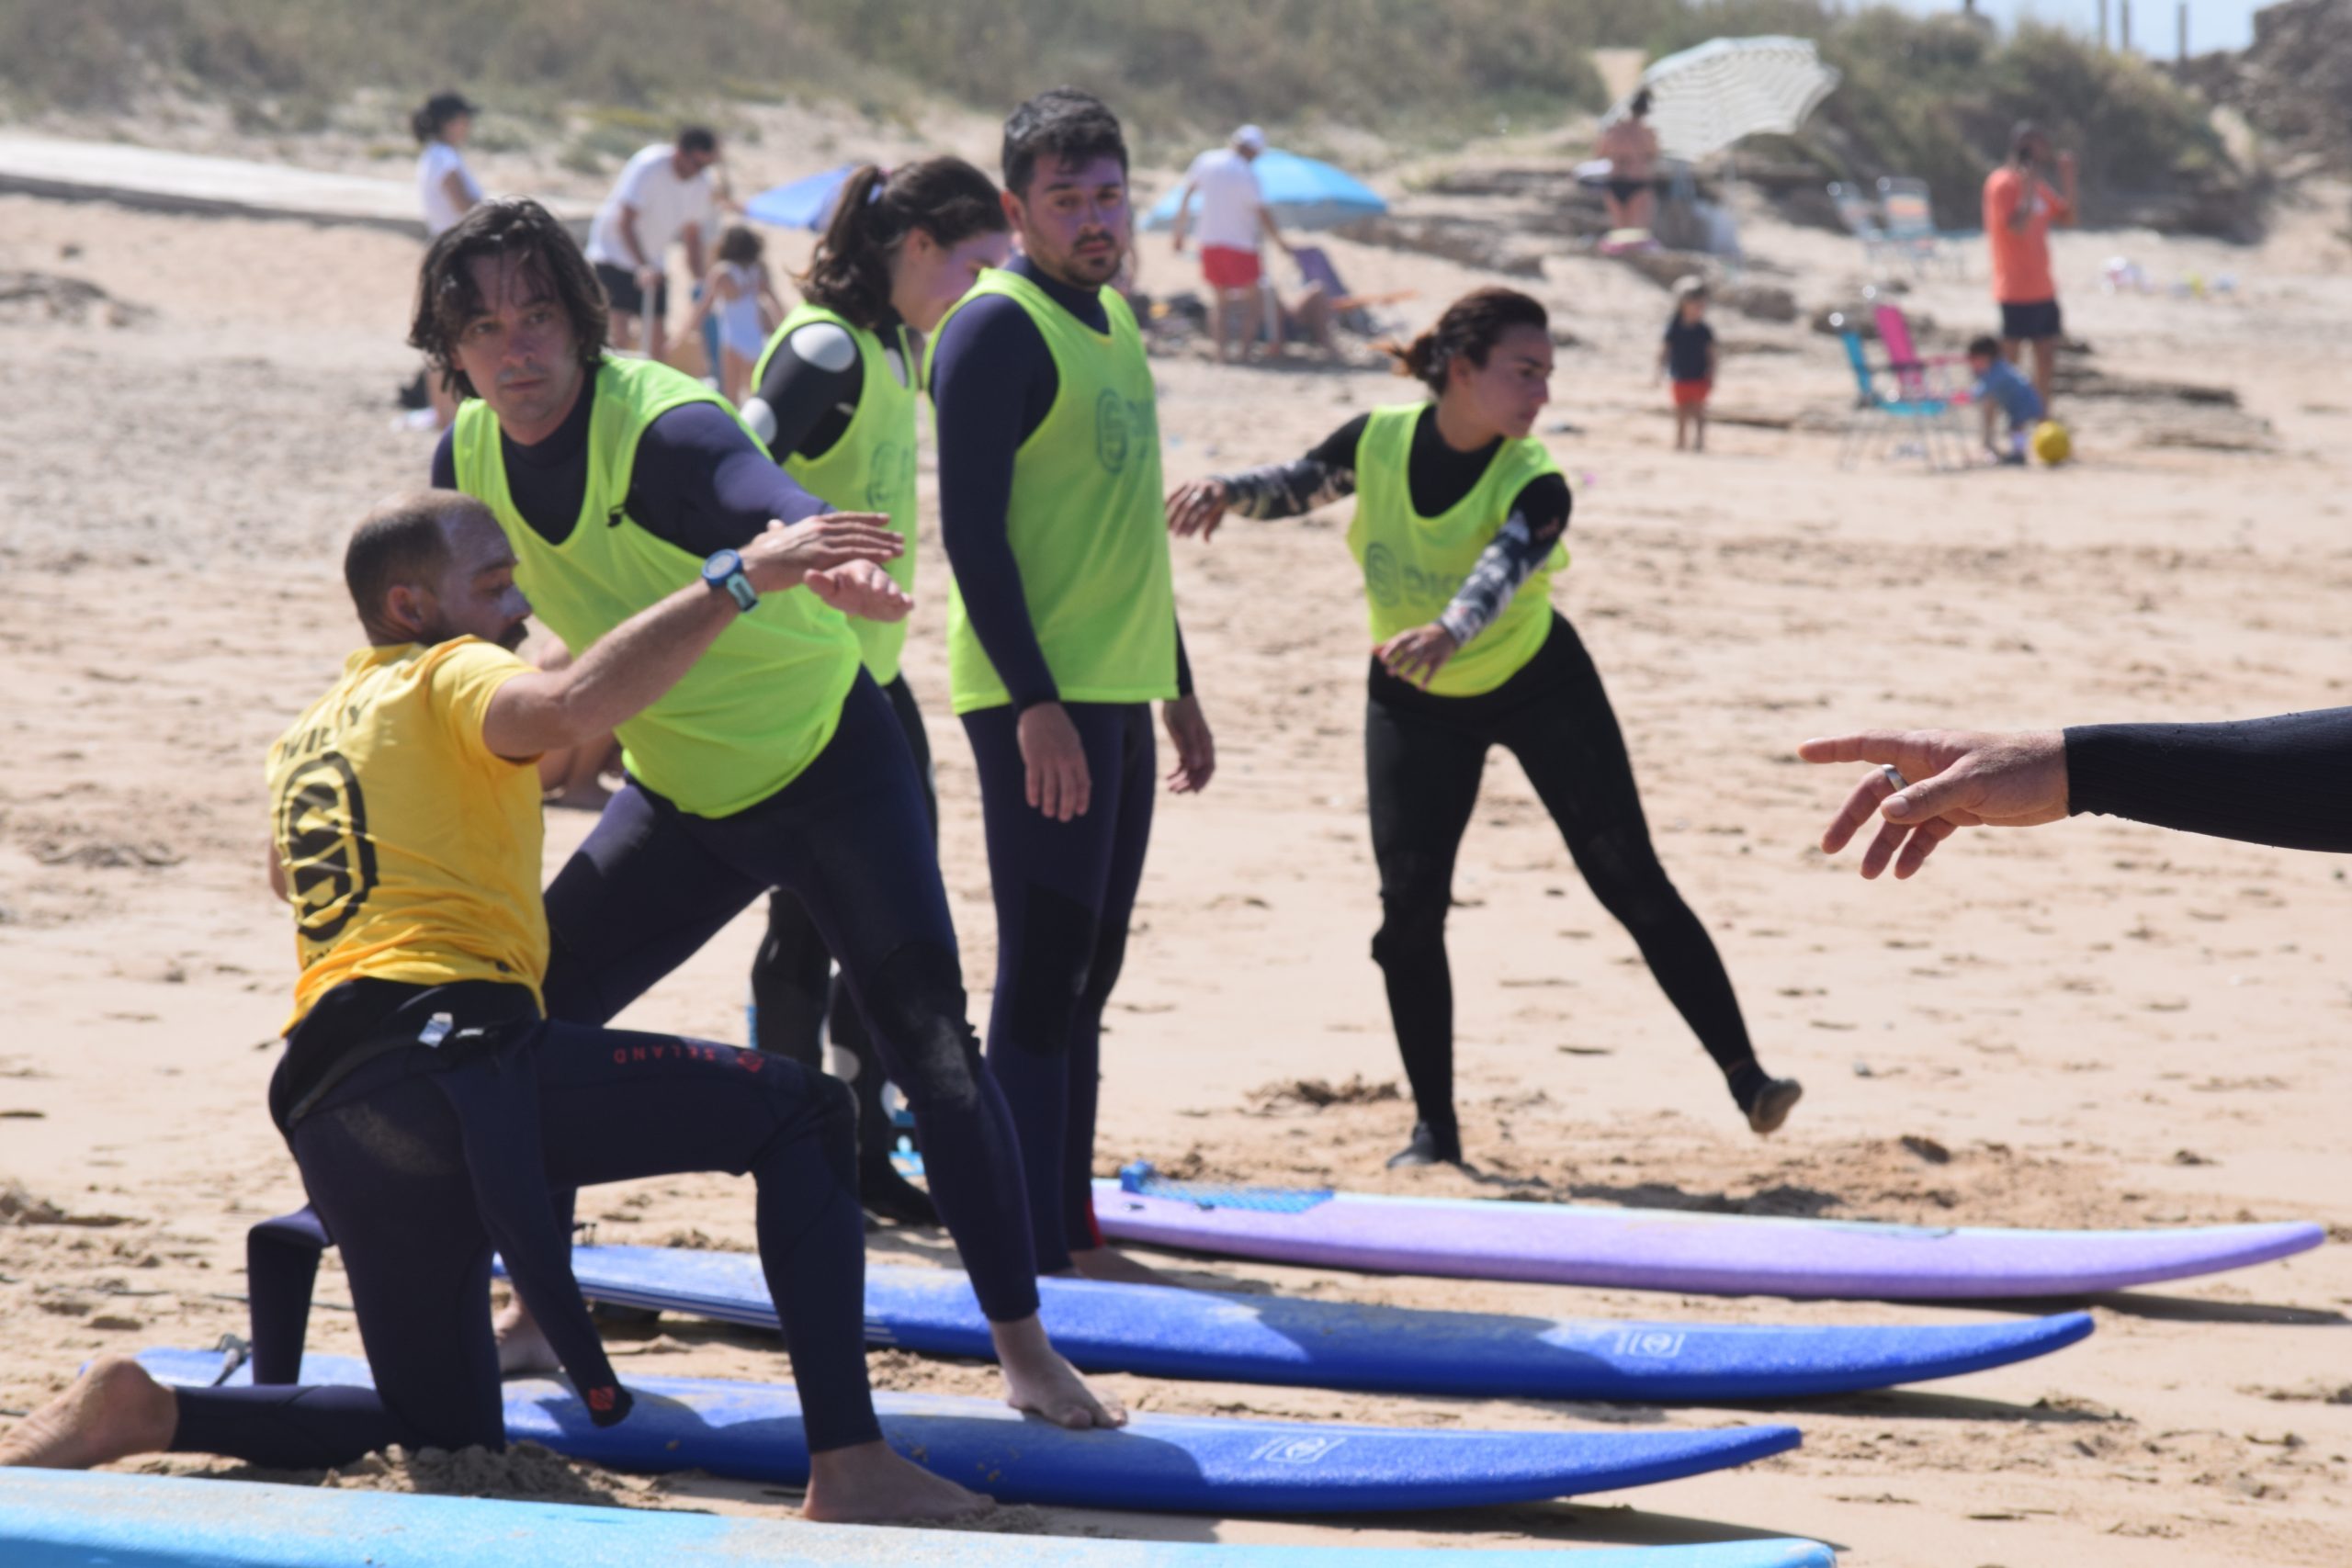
{"left": 1347, "top": 403, "right": 1568, "bottom": 698}
{"left": 930, "top": 270, "right": 1177, "bottom": 715}
{"left": 452, "top": 355, "right": 860, "bottom": 817}
{"left": 755, "top": 305, "right": 922, "bottom": 685}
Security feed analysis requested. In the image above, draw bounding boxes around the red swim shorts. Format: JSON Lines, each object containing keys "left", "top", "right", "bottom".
{"left": 1671, "top": 378, "right": 1713, "bottom": 409}
{"left": 1201, "top": 244, "right": 1262, "bottom": 290}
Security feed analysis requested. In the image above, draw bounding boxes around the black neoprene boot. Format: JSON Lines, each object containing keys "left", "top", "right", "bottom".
{"left": 1386, "top": 1119, "right": 1464, "bottom": 1168}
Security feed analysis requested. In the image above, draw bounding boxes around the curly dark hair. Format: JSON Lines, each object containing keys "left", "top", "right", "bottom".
{"left": 798, "top": 157, "right": 1006, "bottom": 329}
{"left": 1385, "top": 286, "right": 1549, "bottom": 394}
{"left": 408, "top": 197, "right": 607, "bottom": 400}
{"left": 1001, "top": 87, "right": 1127, "bottom": 196}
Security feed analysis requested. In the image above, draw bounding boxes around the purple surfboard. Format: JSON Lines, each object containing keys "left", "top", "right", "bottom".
{"left": 1093, "top": 1165, "right": 2324, "bottom": 1299}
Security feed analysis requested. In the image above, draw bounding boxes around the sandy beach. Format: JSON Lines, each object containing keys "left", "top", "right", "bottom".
{"left": 2, "top": 118, "right": 2348, "bottom": 1567}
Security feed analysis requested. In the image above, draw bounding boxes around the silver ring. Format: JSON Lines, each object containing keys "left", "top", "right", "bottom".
{"left": 1880, "top": 764, "right": 1908, "bottom": 791}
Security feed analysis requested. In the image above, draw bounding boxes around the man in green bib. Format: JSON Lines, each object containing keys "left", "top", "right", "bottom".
{"left": 415, "top": 197, "right": 1122, "bottom": 1429}
{"left": 930, "top": 90, "right": 1216, "bottom": 1284}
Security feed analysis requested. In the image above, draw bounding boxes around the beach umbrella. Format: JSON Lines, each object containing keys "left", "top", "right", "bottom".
{"left": 746, "top": 164, "right": 858, "bottom": 230}
{"left": 1617, "top": 36, "right": 1842, "bottom": 163}
{"left": 1141, "top": 149, "right": 1387, "bottom": 233}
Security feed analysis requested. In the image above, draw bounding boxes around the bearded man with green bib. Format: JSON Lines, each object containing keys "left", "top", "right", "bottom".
{"left": 930, "top": 91, "right": 1216, "bottom": 1287}
{"left": 1167, "top": 286, "right": 1802, "bottom": 1169}
{"left": 739, "top": 157, "right": 1012, "bottom": 1228}
{"left": 418, "top": 197, "right": 1125, "bottom": 1432}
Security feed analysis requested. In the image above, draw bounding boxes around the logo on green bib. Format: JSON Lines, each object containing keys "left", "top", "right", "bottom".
{"left": 1094, "top": 389, "right": 1131, "bottom": 473}
{"left": 865, "top": 441, "right": 911, "bottom": 510}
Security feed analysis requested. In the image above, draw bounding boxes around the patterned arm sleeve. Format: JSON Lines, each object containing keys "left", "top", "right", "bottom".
{"left": 1435, "top": 473, "right": 1572, "bottom": 648}
{"left": 1212, "top": 413, "right": 1367, "bottom": 519}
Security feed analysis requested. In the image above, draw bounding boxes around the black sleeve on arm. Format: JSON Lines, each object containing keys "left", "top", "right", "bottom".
{"left": 1174, "top": 617, "right": 1193, "bottom": 700}
{"left": 933, "top": 293, "right": 1062, "bottom": 712}
{"left": 1436, "top": 472, "right": 1572, "bottom": 647}
{"left": 1213, "top": 412, "right": 1368, "bottom": 520}
{"left": 626, "top": 402, "right": 831, "bottom": 558}
{"left": 2064, "top": 707, "right": 2352, "bottom": 853}
{"left": 746, "top": 328, "right": 864, "bottom": 462}
{"left": 431, "top": 427, "right": 456, "bottom": 489}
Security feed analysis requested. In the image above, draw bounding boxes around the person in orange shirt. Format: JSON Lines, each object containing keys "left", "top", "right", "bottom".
{"left": 1982, "top": 121, "right": 2077, "bottom": 414}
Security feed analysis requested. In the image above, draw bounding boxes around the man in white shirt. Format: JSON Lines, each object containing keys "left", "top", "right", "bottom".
{"left": 584, "top": 126, "right": 721, "bottom": 363}
{"left": 1170, "top": 124, "right": 1295, "bottom": 364}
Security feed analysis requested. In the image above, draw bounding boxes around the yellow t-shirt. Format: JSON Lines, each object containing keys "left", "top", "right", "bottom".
{"left": 266, "top": 638, "right": 545, "bottom": 1031}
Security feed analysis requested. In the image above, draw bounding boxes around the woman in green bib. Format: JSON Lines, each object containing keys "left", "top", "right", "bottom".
{"left": 1167, "top": 287, "right": 1801, "bottom": 1168}
{"left": 741, "top": 158, "right": 1011, "bottom": 1225}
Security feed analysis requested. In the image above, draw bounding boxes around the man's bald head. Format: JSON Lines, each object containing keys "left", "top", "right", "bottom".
{"left": 345, "top": 491, "right": 522, "bottom": 649}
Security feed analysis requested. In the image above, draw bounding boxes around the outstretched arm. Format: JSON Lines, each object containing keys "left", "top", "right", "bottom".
{"left": 1166, "top": 413, "right": 1367, "bottom": 540}
{"left": 1800, "top": 707, "right": 2352, "bottom": 878}
{"left": 480, "top": 513, "right": 902, "bottom": 761}
{"left": 1380, "top": 474, "right": 1572, "bottom": 688}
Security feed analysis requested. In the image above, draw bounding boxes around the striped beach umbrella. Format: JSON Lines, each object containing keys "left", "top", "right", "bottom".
{"left": 1618, "top": 36, "right": 1842, "bottom": 163}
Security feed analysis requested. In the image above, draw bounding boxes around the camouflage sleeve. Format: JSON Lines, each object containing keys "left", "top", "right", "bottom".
{"left": 1435, "top": 474, "right": 1573, "bottom": 648}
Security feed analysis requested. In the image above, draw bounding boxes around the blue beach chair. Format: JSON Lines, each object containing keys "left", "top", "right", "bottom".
{"left": 1831, "top": 315, "right": 1969, "bottom": 471}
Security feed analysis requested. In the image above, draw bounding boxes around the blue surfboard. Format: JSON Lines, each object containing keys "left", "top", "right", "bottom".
{"left": 560, "top": 1244, "right": 2092, "bottom": 1402}
{"left": 136, "top": 1348, "right": 1801, "bottom": 1515}
{"left": 0, "top": 1469, "right": 1838, "bottom": 1567}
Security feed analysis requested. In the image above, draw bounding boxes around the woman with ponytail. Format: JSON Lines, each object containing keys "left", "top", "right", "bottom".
{"left": 743, "top": 158, "right": 1011, "bottom": 1224}
{"left": 1165, "top": 287, "right": 1800, "bottom": 1168}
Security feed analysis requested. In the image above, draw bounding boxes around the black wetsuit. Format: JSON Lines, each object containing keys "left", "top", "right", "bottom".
{"left": 2065, "top": 708, "right": 2352, "bottom": 852}
{"left": 738, "top": 315, "right": 937, "bottom": 1219}
{"left": 1216, "top": 411, "right": 1773, "bottom": 1158}
{"left": 434, "top": 382, "right": 1042, "bottom": 1324}
{"left": 932, "top": 257, "right": 1191, "bottom": 1269}
{"left": 200, "top": 986, "right": 876, "bottom": 1467}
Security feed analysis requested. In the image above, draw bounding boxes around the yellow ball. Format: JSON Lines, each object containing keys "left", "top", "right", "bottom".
{"left": 2030, "top": 420, "right": 2073, "bottom": 466}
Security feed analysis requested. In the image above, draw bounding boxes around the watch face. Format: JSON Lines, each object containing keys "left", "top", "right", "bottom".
{"left": 706, "top": 548, "right": 743, "bottom": 582}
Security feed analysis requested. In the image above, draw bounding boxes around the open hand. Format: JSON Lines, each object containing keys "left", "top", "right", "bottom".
{"left": 806, "top": 558, "right": 911, "bottom": 622}
{"left": 1374, "top": 624, "right": 1460, "bottom": 689}
{"left": 1018, "top": 702, "right": 1091, "bottom": 821}
{"left": 1164, "top": 479, "right": 1231, "bottom": 542}
{"left": 1161, "top": 694, "right": 1216, "bottom": 795}
{"left": 743, "top": 513, "right": 900, "bottom": 592}
{"left": 1799, "top": 728, "right": 2070, "bottom": 879}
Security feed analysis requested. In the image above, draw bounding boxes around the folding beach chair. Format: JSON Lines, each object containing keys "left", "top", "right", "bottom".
{"left": 1871, "top": 299, "right": 1971, "bottom": 404}
{"left": 1830, "top": 316, "right": 1969, "bottom": 471}
{"left": 1827, "top": 182, "right": 1891, "bottom": 273}
{"left": 1875, "top": 177, "right": 1965, "bottom": 279}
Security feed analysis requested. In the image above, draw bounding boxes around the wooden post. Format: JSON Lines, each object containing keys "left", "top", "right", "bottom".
{"left": 2177, "top": 0, "right": 2188, "bottom": 58}
{"left": 2098, "top": 0, "right": 2110, "bottom": 49}
{"left": 2121, "top": 0, "right": 2133, "bottom": 51}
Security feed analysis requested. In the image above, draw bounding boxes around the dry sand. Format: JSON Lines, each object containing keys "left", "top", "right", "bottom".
{"left": 2, "top": 127, "right": 2349, "bottom": 1567}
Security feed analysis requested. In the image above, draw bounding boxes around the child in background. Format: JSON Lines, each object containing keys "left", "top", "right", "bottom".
{"left": 1660, "top": 276, "right": 1717, "bottom": 452}
{"left": 683, "top": 224, "right": 786, "bottom": 403}
{"left": 1965, "top": 333, "right": 2046, "bottom": 465}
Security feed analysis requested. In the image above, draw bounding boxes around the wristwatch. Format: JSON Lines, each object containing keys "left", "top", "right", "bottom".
{"left": 702, "top": 548, "right": 757, "bottom": 613}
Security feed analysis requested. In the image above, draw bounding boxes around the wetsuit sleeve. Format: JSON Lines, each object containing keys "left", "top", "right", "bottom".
{"left": 431, "top": 428, "right": 456, "bottom": 489}
{"left": 2064, "top": 708, "right": 2352, "bottom": 852}
{"left": 627, "top": 401, "right": 831, "bottom": 558}
{"left": 933, "top": 293, "right": 1062, "bottom": 712}
{"left": 1436, "top": 472, "right": 1573, "bottom": 647}
{"left": 1174, "top": 618, "right": 1194, "bottom": 700}
{"left": 742, "top": 321, "right": 865, "bottom": 461}
{"left": 1213, "top": 413, "right": 1366, "bottom": 519}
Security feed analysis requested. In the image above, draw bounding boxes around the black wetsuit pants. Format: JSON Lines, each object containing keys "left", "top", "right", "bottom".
{"left": 960, "top": 701, "right": 1156, "bottom": 1273}
{"left": 751, "top": 672, "right": 934, "bottom": 1163}
{"left": 1365, "top": 614, "right": 1761, "bottom": 1148}
{"left": 177, "top": 981, "right": 876, "bottom": 1468}
{"left": 540, "top": 671, "right": 1040, "bottom": 1324}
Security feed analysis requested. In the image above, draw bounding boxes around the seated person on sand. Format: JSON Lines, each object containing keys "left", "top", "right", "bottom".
{"left": 1801, "top": 711, "right": 2352, "bottom": 878}
{"left": 1595, "top": 90, "right": 1660, "bottom": 233}
{"left": 0, "top": 491, "right": 987, "bottom": 1526}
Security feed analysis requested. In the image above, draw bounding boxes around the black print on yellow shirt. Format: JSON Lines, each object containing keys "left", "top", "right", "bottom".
{"left": 277, "top": 751, "right": 379, "bottom": 942}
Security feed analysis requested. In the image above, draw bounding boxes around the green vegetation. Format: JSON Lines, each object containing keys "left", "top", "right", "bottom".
{"left": 0, "top": 0, "right": 2242, "bottom": 230}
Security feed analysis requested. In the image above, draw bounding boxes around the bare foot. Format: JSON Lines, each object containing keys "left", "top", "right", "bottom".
{"left": 1067, "top": 1246, "right": 1180, "bottom": 1287}
{"left": 802, "top": 1438, "right": 992, "bottom": 1524}
{"left": 989, "top": 1314, "right": 1125, "bottom": 1429}
{"left": 493, "top": 1297, "right": 561, "bottom": 1376}
{"left": 0, "top": 1357, "right": 177, "bottom": 1468}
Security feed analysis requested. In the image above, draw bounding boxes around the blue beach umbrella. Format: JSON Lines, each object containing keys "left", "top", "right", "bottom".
{"left": 1141, "top": 149, "right": 1387, "bottom": 233}
{"left": 746, "top": 164, "right": 859, "bottom": 230}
